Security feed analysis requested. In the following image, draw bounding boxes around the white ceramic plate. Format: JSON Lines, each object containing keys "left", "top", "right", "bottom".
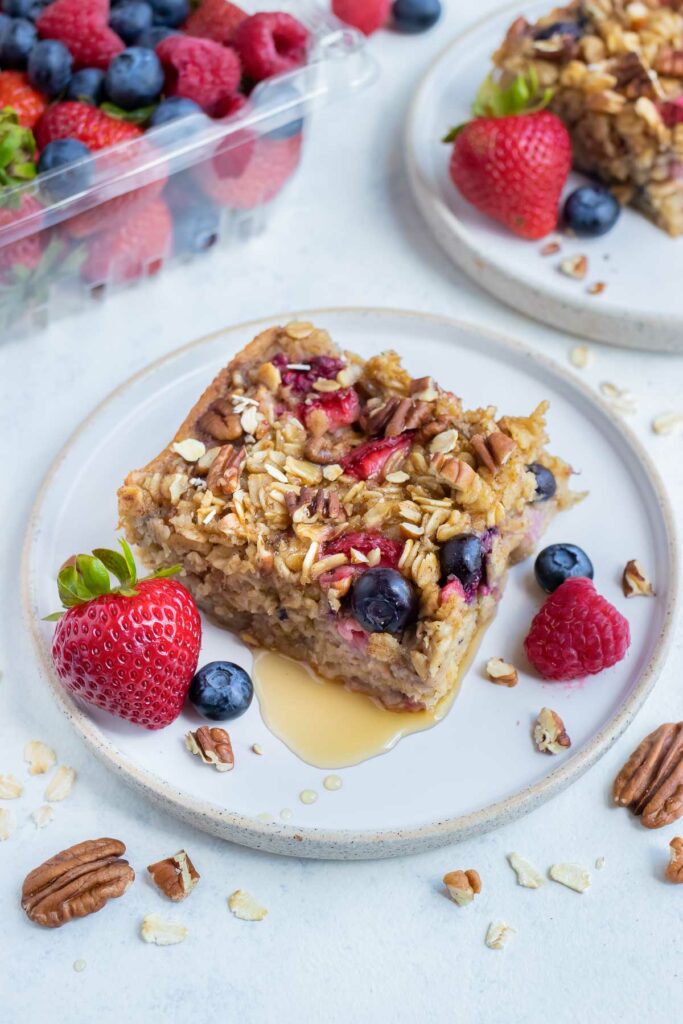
{"left": 406, "top": 0, "right": 683, "bottom": 352}
{"left": 24, "top": 308, "right": 677, "bottom": 859}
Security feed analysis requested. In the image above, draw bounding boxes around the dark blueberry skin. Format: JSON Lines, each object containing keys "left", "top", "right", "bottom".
{"left": 527, "top": 462, "right": 557, "bottom": 502}
{"left": 0, "top": 13, "right": 9, "bottom": 34}
{"left": 1, "top": 0, "right": 48, "bottom": 20}
{"left": 351, "top": 568, "right": 418, "bottom": 634}
{"left": 189, "top": 661, "right": 254, "bottom": 721}
{"left": 148, "top": 0, "right": 189, "bottom": 28}
{"left": 172, "top": 202, "right": 220, "bottom": 255}
{"left": 534, "top": 19, "right": 583, "bottom": 40}
{"left": 0, "top": 17, "right": 37, "bottom": 68}
{"left": 27, "top": 39, "right": 73, "bottom": 97}
{"left": 534, "top": 543, "right": 594, "bottom": 594}
{"left": 66, "top": 67, "right": 106, "bottom": 105}
{"left": 135, "top": 24, "right": 175, "bottom": 48}
{"left": 254, "top": 81, "right": 304, "bottom": 141}
{"left": 38, "top": 138, "right": 94, "bottom": 200}
{"left": 104, "top": 46, "right": 164, "bottom": 110}
{"left": 149, "top": 95, "right": 203, "bottom": 127}
{"left": 109, "top": 1, "right": 154, "bottom": 45}
{"left": 439, "top": 533, "right": 483, "bottom": 592}
{"left": 392, "top": 0, "right": 442, "bottom": 33}
{"left": 563, "top": 185, "right": 621, "bottom": 238}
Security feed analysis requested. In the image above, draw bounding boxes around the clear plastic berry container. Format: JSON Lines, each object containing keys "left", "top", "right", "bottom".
{"left": 0, "top": 1, "right": 377, "bottom": 337}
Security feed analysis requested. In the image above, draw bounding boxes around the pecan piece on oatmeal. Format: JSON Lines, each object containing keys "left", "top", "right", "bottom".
{"left": 533, "top": 707, "right": 571, "bottom": 754}
{"left": 21, "top": 838, "right": 135, "bottom": 928}
{"left": 147, "top": 850, "right": 199, "bottom": 902}
{"left": 613, "top": 722, "right": 683, "bottom": 828}
{"left": 185, "top": 726, "right": 234, "bottom": 772}
{"left": 443, "top": 869, "right": 481, "bottom": 906}
{"left": 666, "top": 837, "right": 683, "bottom": 883}
{"left": 206, "top": 444, "right": 245, "bottom": 496}
{"left": 197, "top": 398, "right": 243, "bottom": 443}
{"left": 470, "top": 431, "right": 516, "bottom": 474}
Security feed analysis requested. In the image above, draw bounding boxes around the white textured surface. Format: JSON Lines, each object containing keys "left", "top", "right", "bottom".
{"left": 1, "top": 2, "right": 682, "bottom": 1021}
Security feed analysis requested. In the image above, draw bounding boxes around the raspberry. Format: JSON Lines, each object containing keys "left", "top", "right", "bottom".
{"left": 233, "top": 12, "right": 308, "bottom": 82}
{"left": 156, "top": 34, "right": 241, "bottom": 114}
{"left": 341, "top": 434, "right": 412, "bottom": 481}
{"left": 323, "top": 531, "right": 403, "bottom": 569}
{"left": 184, "top": 0, "right": 247, "bottom": 46}
{"left": 272, "top": 353, "right": 346, "bottom": 393}
{"left": 659, "top": 97, "right": 683, "bottom": 127}
{"left": 299, "top": 388, "right": 360, "bottom": 433}
{"left": 82, "top": 197, "right": 172, "bottom": 284}
{"left": 332, "top": 0, "right": 391, "bottom": 35}
{"left": 37, "top": 0, "right": 125, "bottom": 70}
{"left": 524, "top": 577, "right": 630, "bottom": 681}
{"left": 195, "top": 133, "right": 301, "bottom": 209}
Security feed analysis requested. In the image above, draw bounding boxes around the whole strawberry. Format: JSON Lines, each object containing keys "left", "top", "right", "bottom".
{"left": 35, "top": 101, "right": 142, "bottom": 151}
{"left": 49, "top": 539, "right": 201, "bottom": 730}
{"left": 524, "top": 577, "right": 630, "bottom": 681}
{"left": 0, "top": 71, "right": 46, "bottom": 129}
{"left": 445, "top": 71, "right": 571, "bottom": 240}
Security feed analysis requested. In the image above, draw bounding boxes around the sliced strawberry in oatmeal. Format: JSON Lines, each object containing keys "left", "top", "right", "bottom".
{"left": 322, "top": 530, "right": 403, "bottom": 568}
{"left": 341, "top": 434, "right": 412, "bottom": 481}
{"left": 299, "top": 388, "right": 360, "bottom": 432}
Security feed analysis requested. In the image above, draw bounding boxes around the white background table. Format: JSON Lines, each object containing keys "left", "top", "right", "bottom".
{"left": 1, "top": 4, "right": 682, "bottom": 1021}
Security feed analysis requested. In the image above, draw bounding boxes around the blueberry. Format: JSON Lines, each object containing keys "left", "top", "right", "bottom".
{"left": 254, "top": 81, "right": 304, "bottom": 141}
{"left": 38, "top": 138, "right": 93, "bottom": 200}
{"left": 563, "top": 185, "right": 621, "bottom": 238}
{"left": 148, "top": 0, "right": 189, "bottom": 28}
{"left": 0, "top": 12, "right": 10, "bottom": 35}
{"left": 104, "top": 46, "right": 164, "bottom": 109}
{"left": 439, "top": 533, "right": 483, "bottom": 592}
{"left": 534, "top": 543, "right": 594, "bottom": 594}
{"left": 109, "top": 1, "right": 153, "bottom": 45}
{"left": 135, "top": 24, "right": 175, "bottom": 48}
{"left": 66, "top": 67, "right": 106, "bottom": 105}
{"left": 534, "top": 19, "right": 582, "bottom": 40}
{"left": 172, "top": 201, "right": 219, "bottom": 254}
{"left": 1, "top": 0, "right": 47, "bottom": 21}
{"left": 350, "top": 567, "right": 418, "bottom": 634}
{"left": 149, "top": 95, "right": 203, "bottom": 127}
{"left": 391, "top": 0, "right": 442, "bottom": 33}
{"left": 189, "top": 661, "right": 253, "bottom": 721}
{"left": 0, "top": 17, "right": 37, "bottom": 68}
{"left": 527, "top": 462, "right": 557, "bottom": 502}
{"left": 27, "top": 39, "right": 72, "bottom": 97}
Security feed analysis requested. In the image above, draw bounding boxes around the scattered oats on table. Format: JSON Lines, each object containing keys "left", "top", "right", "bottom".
{"left": 228, "top": 890, "right": 268, "bottom": 922}
{"left": 485, "top": 921, "right": 516, "bottom": 950}
{"left": 507, "top": 852, "right": 545, "bottom": 889}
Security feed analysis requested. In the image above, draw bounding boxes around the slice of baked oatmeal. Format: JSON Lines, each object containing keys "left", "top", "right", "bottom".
{"left": 118, "top": 322, "right": 572, "bottom": 712}
{"left": 493, "top": 1, "right": 683, "bottom": 236}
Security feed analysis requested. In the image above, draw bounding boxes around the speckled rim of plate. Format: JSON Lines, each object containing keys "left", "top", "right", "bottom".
{"left": 22, "top": 307, "right": 678, "bottom": 860}
{"left": 405, "top": 0, "right": 683, "bottom": 353}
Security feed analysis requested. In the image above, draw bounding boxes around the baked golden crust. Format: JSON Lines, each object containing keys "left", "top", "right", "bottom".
{"left": 118, "top": 322, "right": 571, "bottom": 711}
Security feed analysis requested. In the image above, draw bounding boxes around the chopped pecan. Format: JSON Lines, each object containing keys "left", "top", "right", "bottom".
{"left": 622, "top": 559, "right": 655, "bottom": 598}
{"left": 304, "top": 435, "right": 347, "bottom": 465}
{"left": 432, "top": 453, "right": 477, "bottom": 492}
{"left": 206, "top": 444, "right": 245, "bottom": 496}
{"left": 197, "top": 398, "right": 243, "bottom": 443}
{"left": 613, "top": 723, "right": 683, "bottom": 828}
{"left": 417, "top": 417, "right": 451, "bottom": 444}
{"left": 285, "top": 487, "right": 344, "bottom": 521}
{"left": 533, "top": 36, "right": 579, "bottom": 61}
{"left": 443, "top": 869, "right": 482, "bottom": 906}
{"left": 666, "top": 837, "right": 683, "bottom": 883}
{"left": 654, "top": 47, "right": 683, "bottom": 79}
{"left": 21, "top": 838, "right": 135, "bottom": 928}
{"left": 147, "top": 850, "right": 200, "bottom": 902}
{"left": 471, "top": 431, "right": 516, "bottom": 473}
{"left": 185, "top": 726, "right": 234, "bottom": 772}
{"left": 612, "top": 52, "right": 659, "bottom": 97}
{"left": 533, "top": 707, "right": 571, "bottom": 754}
{"left": 361, "top": 396, "right": 401, "bottom": 436}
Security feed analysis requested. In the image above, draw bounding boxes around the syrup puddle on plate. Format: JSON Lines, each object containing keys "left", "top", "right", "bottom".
{"left": 252, "top": 630, "right": 483, "bottom": 769}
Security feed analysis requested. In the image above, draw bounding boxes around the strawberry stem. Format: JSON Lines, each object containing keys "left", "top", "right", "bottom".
{"left": 44, "top": 538, "right": 181, "bottom": 620}
{"left": 443, "top": 69, "right": 553, "bottom": 143}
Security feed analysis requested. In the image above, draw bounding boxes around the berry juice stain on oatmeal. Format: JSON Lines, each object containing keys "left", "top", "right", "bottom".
{"left": 251, "top": 638, "right": 482, "bottom": 769}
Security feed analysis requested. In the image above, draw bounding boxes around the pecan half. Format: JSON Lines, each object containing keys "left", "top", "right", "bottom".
{"left": 470, "top": 431, "right": 516, "bottom": 473}
{"left": 361, "top": 396, "right": 401, "bottom": 436}
{"left": 666, "top": 837, "right": 683, "bottom": 883}
{"left": 432, "top": 453, "right": 477, "bottom": 492}
{"left": 185, "top": 726, "right": 234, "bottom": 772}
{"left": 147, "top": 850, "right": 199, "bottom": 902}
{"left": 206, "top": 444, "right": 245, "bottom": 496}
{"left": 612, "top": 52, "right": 659, "bottom": 97}
{"left": 197, "top": 399, "right": 242, "bottom": 443}
{"left": 285, "top": 487, "right": 343, "bottom": 521}
{"left": 613, "top": 723, "right": 683, "bottom": 828}
{"left": 22, "top": 838, "right": 135, "bottom": 928}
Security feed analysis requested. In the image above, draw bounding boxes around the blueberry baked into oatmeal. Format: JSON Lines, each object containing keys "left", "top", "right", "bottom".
{"left": 118, "top": 323, "right": 572, "bottom": 712}
{"left": 493, "top": 0, "right": 683, "bottom": 235}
